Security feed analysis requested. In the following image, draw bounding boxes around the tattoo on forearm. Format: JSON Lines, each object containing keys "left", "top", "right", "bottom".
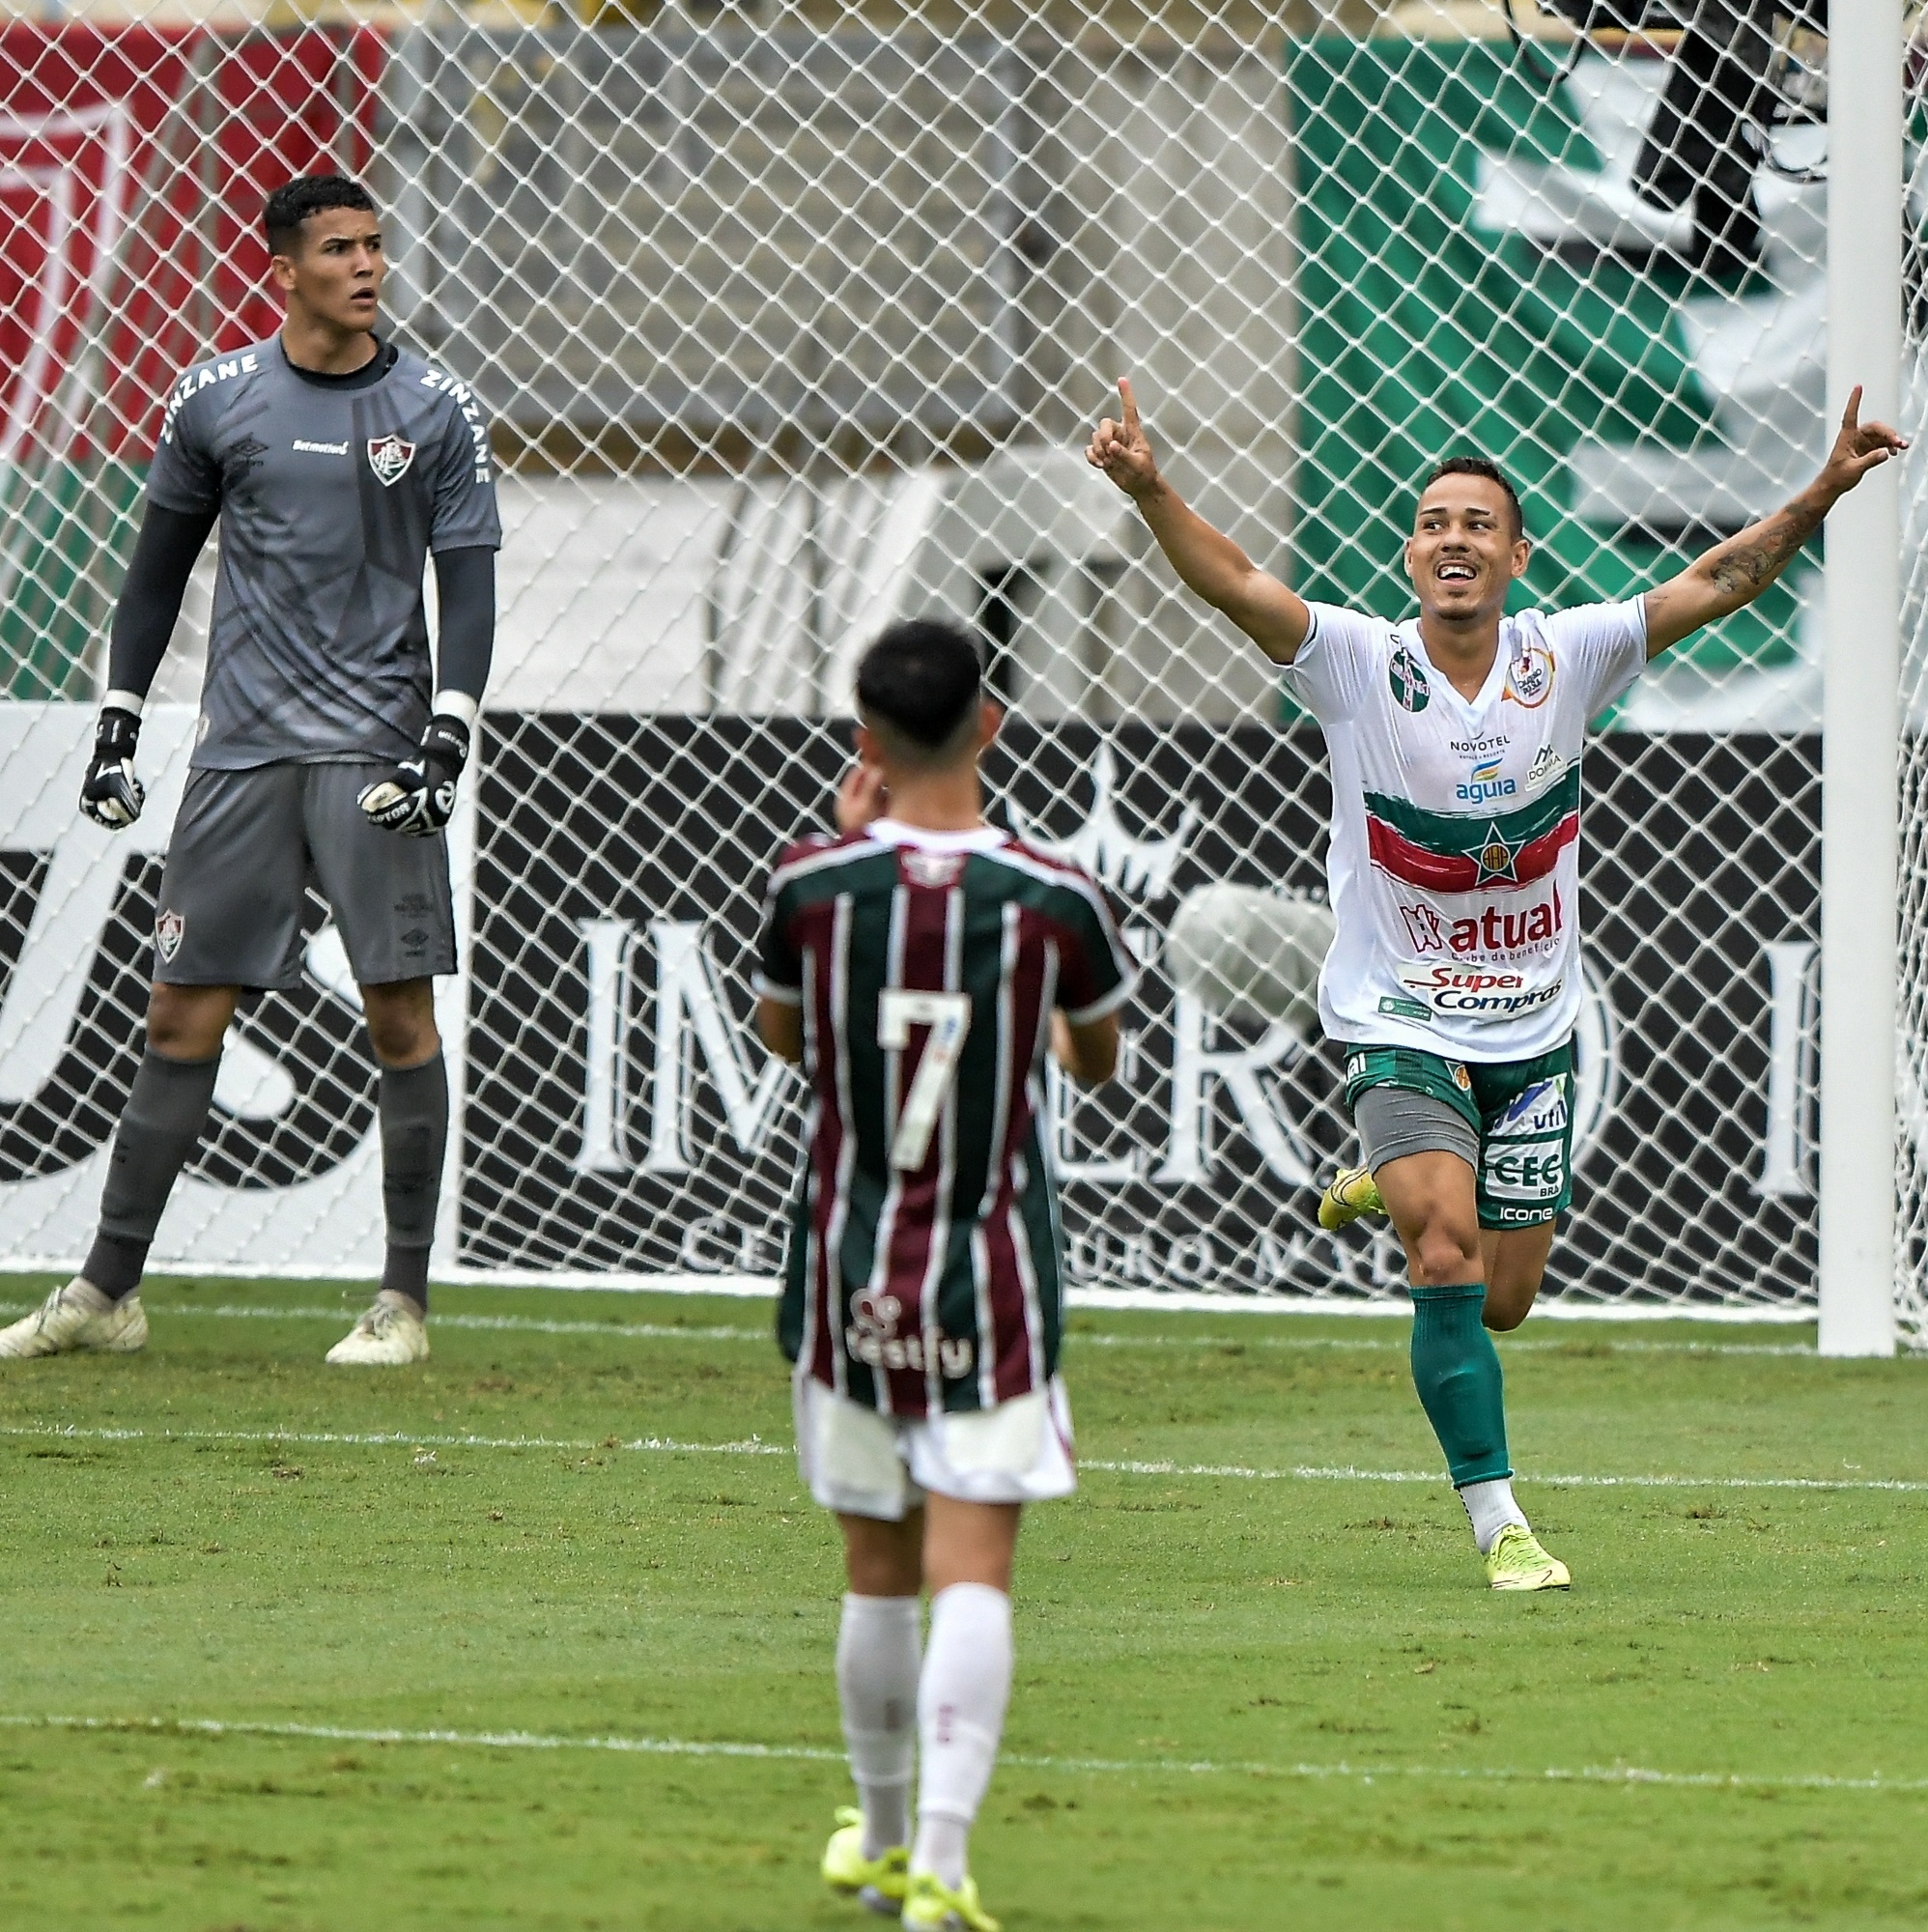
{"left": 1708, "top": 502, "right": 1823, "bottom": 600}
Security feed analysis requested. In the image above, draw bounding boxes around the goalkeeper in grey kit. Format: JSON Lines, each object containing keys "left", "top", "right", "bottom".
{"left": 0, "top": 174, "right": 501, "bottom": 1369}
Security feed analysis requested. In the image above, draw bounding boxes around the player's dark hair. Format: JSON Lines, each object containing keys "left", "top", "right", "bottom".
{"left": 1421, "top": 456, "right": 1525, "bottom": 541}
{"left": 856, "top": 619, "right": 984, "bottom": 769}
{"left": 263, "top": 175, "right": 377, "bottom": 257}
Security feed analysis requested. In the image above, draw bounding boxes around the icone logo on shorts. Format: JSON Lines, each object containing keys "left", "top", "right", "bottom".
{"left": 155, "top": 908, "right": 184, "bottom": 963}
{"left": 1395, "top": 963, "right": 1564, "bottom": 1018}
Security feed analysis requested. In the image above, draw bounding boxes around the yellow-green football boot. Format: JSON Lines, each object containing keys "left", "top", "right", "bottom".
{"left": 1318, "top": 1165, "right": 1385, "bottom": 1232}
{"left": 901, "top": 1869, "right": 1001, "bottom": 1932}
{"left": 822, "top": 1807, "right": 909, "bottom": 1916}
{"left": 1484, "top": 1522, "right": 1571, "bottom": 1592}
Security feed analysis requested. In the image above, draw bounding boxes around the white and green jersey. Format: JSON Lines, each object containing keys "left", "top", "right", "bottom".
{"left": 1281, "top": 599, "right": 1648, "bottom": 1062}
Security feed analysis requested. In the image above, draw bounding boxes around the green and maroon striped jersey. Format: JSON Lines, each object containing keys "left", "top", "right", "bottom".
{"left": 755, "top": 817, "right": 1135, "bottom": 1417}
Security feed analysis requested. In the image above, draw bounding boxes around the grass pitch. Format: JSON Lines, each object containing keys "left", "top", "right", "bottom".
{"left": 3, "top": 1277, "right": 1927, "bottom": 1931}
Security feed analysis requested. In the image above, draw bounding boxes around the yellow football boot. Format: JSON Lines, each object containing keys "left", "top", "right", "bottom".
{"left": 1318, "top": 1165, "right": 1385, "bottom": 1232}
{"left": 901, "top": 1869, "right": 1001, "bottom": 1932}
{"left": 822, "top": 1807, "right": 909, "bottom": 1916}
{"left": 1484, "top": 1522, "right": 1572, "bottom": 1592}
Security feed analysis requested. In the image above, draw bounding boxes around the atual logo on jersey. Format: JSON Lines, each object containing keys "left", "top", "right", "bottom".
{"left": 1388, "top": 644, "right": 1431, "bottom": 713}
{"left": 155, "top": 908, "right": 184, "bottom": 962}
{"left": 366, "top": 434, "right": 416, "bottom": 487}
{"left": 1402, "top": 888, "right": 1565, "bottom": 961}
{"left": 1400, "top": 902, "right": 1448, "bottom": 953}
{"left": 1505, "top": 643, "right": 1553, "bottom": 708}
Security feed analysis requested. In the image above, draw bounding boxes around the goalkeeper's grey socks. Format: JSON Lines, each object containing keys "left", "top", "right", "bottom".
{"left": 378, "top": 1051, "right": 448, "bottom": 1313}
{"left": 86, "top": 1047, "right": 223, "bottom": 1300}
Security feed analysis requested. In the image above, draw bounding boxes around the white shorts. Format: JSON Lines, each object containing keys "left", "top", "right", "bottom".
{"left": 792, "top": 1373, "right": 1077, "bottom": 1522}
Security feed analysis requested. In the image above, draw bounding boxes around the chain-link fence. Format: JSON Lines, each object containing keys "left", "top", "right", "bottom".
{"left": 0, "top": 1, "right": 1910, "bottom": 1317}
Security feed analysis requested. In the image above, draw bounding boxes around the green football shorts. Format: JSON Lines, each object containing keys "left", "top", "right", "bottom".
{"left": 1343, "top": 1042, "right": 1574, "bottom": 1231}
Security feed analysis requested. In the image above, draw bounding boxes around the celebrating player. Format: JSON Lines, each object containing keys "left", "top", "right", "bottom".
{"left": 1089, "top": 376, "right": 1903, "bottom": 1590}
{"left": 753, "top": 619, "right": 1134, "bottom": 1931}
{"left": 0, "top": 174, "right": 500, "bottom": 1369}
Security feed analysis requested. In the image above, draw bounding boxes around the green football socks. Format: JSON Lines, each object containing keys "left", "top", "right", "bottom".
{"left": 1409, "top": 1281, "right": 1512, "bottom": 1487}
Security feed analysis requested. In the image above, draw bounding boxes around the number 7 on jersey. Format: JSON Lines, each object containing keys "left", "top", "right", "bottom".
{"left": 878, "top": 989, "right": 973, "bottom": 1172}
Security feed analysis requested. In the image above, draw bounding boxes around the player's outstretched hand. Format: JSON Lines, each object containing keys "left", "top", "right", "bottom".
{"left": 1085, "top": 377, "right": 1159, "bottom": 497}
{"left": 79, "top": 705, "right": 145, "bottom": 830}
{"left": 1820, "top": 384, "right": 1910, "bottom": 498}
{"left": 835, "top": 760, "right": 887, "bottom": 836}
{"left": 357, "top": 713, "right": 470, "bottom": 838}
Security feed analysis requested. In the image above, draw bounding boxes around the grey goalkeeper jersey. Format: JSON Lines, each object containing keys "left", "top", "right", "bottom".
{"left": 148, "top": 336, "right": 502, "bottom": 771}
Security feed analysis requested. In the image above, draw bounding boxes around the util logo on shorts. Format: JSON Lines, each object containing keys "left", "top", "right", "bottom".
{"left": 155, "top": 908, "right": 184, "bottom": 962}
{"left": 366, "top": 435, "right": 416, "bottom": 487}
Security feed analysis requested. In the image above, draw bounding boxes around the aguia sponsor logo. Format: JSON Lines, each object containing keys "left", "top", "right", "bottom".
{"left": 1395, "top": 963, "right": 1565, "bottom": 1017}
{"left": 1457, "top": 753, "right": 1516, "bottom": 807}
{"left": 1399, "top": 888, "right": 1563, "bottom": 958}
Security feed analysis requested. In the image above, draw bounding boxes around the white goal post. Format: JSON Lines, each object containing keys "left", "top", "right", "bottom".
{"left": 0, "top": 2, "right": 1919, "bottom": 1335}
{"left": 1820, "top": 0, "right": 1902, "bottom": 1357}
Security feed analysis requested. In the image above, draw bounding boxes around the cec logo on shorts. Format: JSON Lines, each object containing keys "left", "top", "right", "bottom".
{"left": 1480, "top": 1074, "right": 1569, "bottom": 1208}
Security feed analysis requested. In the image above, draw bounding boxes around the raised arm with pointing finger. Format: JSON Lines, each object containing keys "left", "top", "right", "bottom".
{"left": 1085, "top": 377, "right": 1312, "bottom": 665}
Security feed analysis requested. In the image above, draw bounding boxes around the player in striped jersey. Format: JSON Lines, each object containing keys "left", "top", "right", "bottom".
{"left": 754, "top": 619, "right": 1134, "bottom": 1932}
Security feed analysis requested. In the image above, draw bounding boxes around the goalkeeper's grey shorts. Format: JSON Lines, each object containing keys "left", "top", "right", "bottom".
{"left": 153, "top": 761, "right": 456, "bottom": 991}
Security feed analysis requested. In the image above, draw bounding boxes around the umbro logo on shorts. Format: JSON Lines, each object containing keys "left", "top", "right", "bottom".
{"left": 367, "top": 435, "right": 416, "bottom": 486}
{"left": 155, "top": 909, "right": 184, "bottom": 962}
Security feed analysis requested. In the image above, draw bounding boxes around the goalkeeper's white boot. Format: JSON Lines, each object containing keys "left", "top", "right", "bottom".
{"left": 326, "top": 1292, "right": 430, "bottom": 1367}
{"left": 0, "top": 1279, "right": 147, "bottom": 1358}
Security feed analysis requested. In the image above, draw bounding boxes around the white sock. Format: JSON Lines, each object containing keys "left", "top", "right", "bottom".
{"left": 1459, "top": 1477, "right": 1530, "bottom": 1554}
{"left": 836, "top": 1593, "right": 921, "bottom": 1858}
{"left": 912, "top": 1582, "right": 1012, "bottom": 1889}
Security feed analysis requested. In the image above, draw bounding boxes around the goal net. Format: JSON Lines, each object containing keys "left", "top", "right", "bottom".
{"left": 0, "top": 0, "right": 1900, "bottom": 1319}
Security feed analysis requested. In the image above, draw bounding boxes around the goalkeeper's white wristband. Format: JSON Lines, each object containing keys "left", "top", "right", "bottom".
{"left": 431, "top": 691, "right": 479, "bottom": 731}
{"left": 102, "top": 689, "right": 147, "bottom": 718}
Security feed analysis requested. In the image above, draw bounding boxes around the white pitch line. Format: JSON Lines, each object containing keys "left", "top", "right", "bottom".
{"left": 5, "top": 1422, "right": 1923, "bottom": 1492}
{"left": 0, "top": 1424, "right": 785, "bottom": 1457}
{"left": 0, "top": 1301, "right": 1824, "bottom": 1358}
{"left": 3, "top": 1713, "right": 1922, "bottom": 1798}
{"left": 0, "top": 1302, "right": 763, "bottom": 1344}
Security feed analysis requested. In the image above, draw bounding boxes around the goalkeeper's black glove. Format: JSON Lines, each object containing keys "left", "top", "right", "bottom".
{"left": 79, "top": 705, "right": 145, "bottom": 830}
{"left": 357, "top": 712, "right": 471, "bottom": 838}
